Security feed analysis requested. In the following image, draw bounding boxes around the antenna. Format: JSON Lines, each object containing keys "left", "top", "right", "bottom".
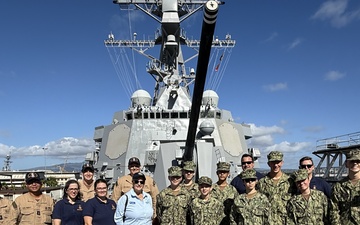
{"left": 3, "top": 153, "right": 12, "bottom": 171}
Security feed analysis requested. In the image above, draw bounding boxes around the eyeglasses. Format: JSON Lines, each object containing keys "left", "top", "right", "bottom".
{"left": 241, "top": 161, "right": 253, "bottom": 166}
{"left": 348, "top": 160, "right": 360, "bottom": 164}
{"left": 96, "top": 187, "right": 107, "bottom": 191}
{"left": 300, "top": 164, "right": 313, "bottom": 169}
{"left": 170, "top": 176, "right": 182, "bottom": 180}
{"left": 133, "top": 180, "right": 145, "bottom": 184}
{"left": 243, "top": 178, "right": 256, "bottom": 183}
{"left": 67, "top": 188, "right": 79, "bottom": 191}
{"left": 184, "top": 170, "right": 194, "bottom": 174}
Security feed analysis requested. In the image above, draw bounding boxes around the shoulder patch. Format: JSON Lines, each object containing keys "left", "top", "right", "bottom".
{"left": 12, "top": 202, "right": 17, "bottom": 209}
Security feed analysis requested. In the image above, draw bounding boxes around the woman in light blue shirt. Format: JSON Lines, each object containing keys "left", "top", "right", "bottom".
{"left": 114, "top": 172, "right": 153, "bottom": 225}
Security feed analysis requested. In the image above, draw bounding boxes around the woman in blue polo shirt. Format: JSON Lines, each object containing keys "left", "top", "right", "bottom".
{"left": 114, "top": 172, "right": 153, "bottom": 225}
{"left": 52, "top": 179, "right": 85, "bottom": 225}
{"left": 83, "top": 178, "right": 117, "bottom": 225}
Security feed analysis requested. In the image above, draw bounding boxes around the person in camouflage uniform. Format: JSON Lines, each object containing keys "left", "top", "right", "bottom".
{"left": 181, "top": 161, "right": 200, "bottom": 200}
{"left": 189, "top": 176, "right": 224, "bottom": 225}
{"left": 230, "top": 169, "right": 270, "bottom": 225}
{"left": 330, "top": 149, "right": 360, "bottom": 225}
{"left": 287, "top": 169, "right": 329, "bottom": 225}
{"left": 156, "top": 166, "right": 192, "bottom": 225}
{"left": 211, "top": 162, "right": 238, "bottom": 225}
{"left": 257, "top": 151, "right": 297, "bottom": 225}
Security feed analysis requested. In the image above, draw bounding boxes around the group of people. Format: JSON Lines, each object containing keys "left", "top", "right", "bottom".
{"left": 0, "top": 148, "right": 358, "bottom": 225}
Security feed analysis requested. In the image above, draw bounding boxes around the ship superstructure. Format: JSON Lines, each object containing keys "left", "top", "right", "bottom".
{"left": 86, "top": 0, "right": 259, "bottom": 190}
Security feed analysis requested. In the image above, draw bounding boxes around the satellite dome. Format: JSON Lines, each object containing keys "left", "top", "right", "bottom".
{"left": 131, "top": 90, "right": 151, "bottom": 107}
{"left": 202, "top": 90, "right": 219, "bottom": 107}
{"left": 199, "top": 120, "right": 215, "bottom": 136}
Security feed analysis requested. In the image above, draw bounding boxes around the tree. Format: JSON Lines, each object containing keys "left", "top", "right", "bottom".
{"left": 43, "top": 177, "right": 58, "bottom": 187}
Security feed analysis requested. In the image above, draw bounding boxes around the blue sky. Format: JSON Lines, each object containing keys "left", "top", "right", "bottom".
{"left": 1, "top": 0, "right": 359, "bottom": 170}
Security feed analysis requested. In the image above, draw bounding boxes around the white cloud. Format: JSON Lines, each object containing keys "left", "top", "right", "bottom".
{"left": 0, "top": 137, "right": 95, "bottom": 160}
{"left": 262, "top": 32, "right": 278, "bottom": 43}
{"left": 263, "top": 82, "right": 288, "bottom": 92}
{"left": 248, "top": 123, "right": 284, "bottom": 148}
{"left": 324, "top": 70, "right": 346, "bottom": 81}
{"left": 250, "top": 123, "right": 285, "bottom": 137}
{"left": 287, "top": 38, "right": 304, "bottom": 50}
{"left": 263, "top": 141, "right": 312, "bottom": 153}
{"left": 247, "top": 123, "right": 313, "bottom": 168}
{"left": 311, "top": 0, "right": 360, "bottom": 28}
{"left": 0, "top": 143, "right": 16, "bottom": 154}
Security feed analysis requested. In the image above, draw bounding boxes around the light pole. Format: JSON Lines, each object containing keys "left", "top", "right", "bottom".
{"left": 42, "top": 147, "right": 48, "bottom": 173}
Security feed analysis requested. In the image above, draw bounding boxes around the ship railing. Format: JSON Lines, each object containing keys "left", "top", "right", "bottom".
{"left": 315, "top": 131, "right": 360, "bottom": 151}
{"left": 313, "top": 131, "right": 360, "bottom": 182}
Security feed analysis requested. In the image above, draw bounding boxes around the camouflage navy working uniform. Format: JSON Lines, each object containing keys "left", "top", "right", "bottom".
{"left": 181, "top": 161, "right": 200, "bottom": 200}
{"left": 9, "top": 172, "right": 54, "bottom": 225}
{"left": 230, "top": 169, "right": 270, "bottom": 225}
{"left": 189, "top": 176, "right": 224, "bottom": 225}
{"left": 211, "top": 162, "right": 239, "bottom": 225}
{"left": 257, "top": 151, "right": 297, "bottom": 225}
{"left": 0, "top": 196, "right": 12, "bottom": 224}
{"left": 181, "top": 181, "right": 199, "bottom": 200}
{"left": 330, "top": 149, "right": 360, "bottom": 225}
{"left": 287, "top": 169, "right": 329, "bottom": 225}
{"left": 156, "top": 166, "right": 192, "bottom": 225}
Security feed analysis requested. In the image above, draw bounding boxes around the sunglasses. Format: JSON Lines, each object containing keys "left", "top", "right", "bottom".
{"left": 243, "top": 178, "right": 256, "bottom": 183}
{"left": 26, "top": 180, "right": 41, "bottom": 185}
{"left": 133, "top": 180, "right": 145, "bottom": 184}
{"left": 300, "top": 164, "right": 313, "bottom": 169}
{"left": 241, "top": 161, "right": 253, "bottom": 166}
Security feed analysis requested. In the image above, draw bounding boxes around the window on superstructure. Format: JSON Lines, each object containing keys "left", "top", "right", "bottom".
{"left": 162, "top": 112, "right": 169, "bottom": 118}
{"left": 156, "top": 112, "right": 161, "bottom": 119}
{"left": 134, "top": 112, "right": 142, "bottom": 119}
{"left": 171, "top": 112, "right": 178, "bottom": 118}
{"left": 144, "top": 113, "right": 149, "bottom": 119}
{"left": 207, "top": 111, "right": 214, "bottom": 118}
{"left": 150, "top": 112, "right": 155, "bottom": 119}
{"left": 126, "top": 113, "right": 133, "bottom": 120}
{"left": 216, "top": 111, "right": 221, "bottom": 119}
{"left": 180, "top": 112, "right": 187, "bottom": 118}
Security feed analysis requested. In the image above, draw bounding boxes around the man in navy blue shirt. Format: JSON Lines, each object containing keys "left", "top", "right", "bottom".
{"left": 230, "top": 154, "right": 264, "bottom": 194}
{"left": 298, "top": 156, "right": 331, "bottom": 198}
